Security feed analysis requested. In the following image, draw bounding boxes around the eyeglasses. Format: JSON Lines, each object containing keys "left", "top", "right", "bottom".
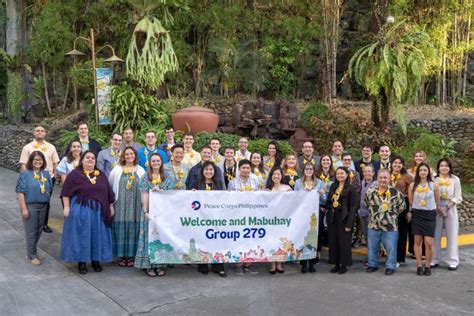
{"left": 343, "top": 159, "right": 352, "bottom": 161}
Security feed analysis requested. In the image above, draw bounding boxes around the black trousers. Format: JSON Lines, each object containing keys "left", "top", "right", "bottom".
{"left": 397, "top": 202, "right": 409, "bottom": 263}
{"left": 328, "top": 212, "right": 353, "bottom": 267}
{"left": 44, "top": 177, "right": 55, "bottom": 227}
{"left": 317, "top": 206, "right": 328, "bottom": 252}
{"left": 197, "top": 263, "right": 225, "bottom": 273}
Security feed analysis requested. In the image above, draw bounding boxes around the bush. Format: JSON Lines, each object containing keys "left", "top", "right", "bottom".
{"left": 300, "top": 101, "right": 327, "bottom": 130}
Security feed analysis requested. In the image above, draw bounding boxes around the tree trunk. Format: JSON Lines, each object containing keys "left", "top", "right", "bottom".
{"left": 371, "top": 98, "right": 381, "bottom": 128}
{"left": 41, "top": 63, "right": 52, "bottom": 114}
{"left": 73, "top": 81, "right": 79, "bottom": 110}
{"left": 380, "top": 90, "right": 389, "bottom": 124}
{"left": 62, "top": 76, "right": 70, "bottom": 110}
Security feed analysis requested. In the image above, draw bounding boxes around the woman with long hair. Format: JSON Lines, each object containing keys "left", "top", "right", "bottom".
{"left": 327, "top": 167, "right": 357, "bottom": 274}
{"left": 56, "top": 140, "right": 82, "bottom": 184}
{"left": 432, "top": 158, "right": 462, "bottom": 271}
{"left": 250, "top": 151, "right": 268, "bottom": 189}
{"left": 196, "top": 161, "right": 227, "bottom": 277}
{"left": 263, "top": 141, "right": 282, "bottom": 172}
{"left": 282, "top": 153, "right": 299, "bottom": 190}
{"left": 135, "top": 153, "right": 166, "bottom": 277}
{"left": 407, "top": 162, "right": 440, "bottom": 276}
{"left": 390, "top": 155, "right": 414, "bottom": 266}
{"left": 60, "top": 151, "right": 115, "bottom": 274}
{"left": 294, "top": 162, "right": 323, "bottom": 273}
{"left": 109, "top": 146, "right": 146, "bottom": 268}
{"left": 16, "top": 151, "right": 52, "bottom": 265}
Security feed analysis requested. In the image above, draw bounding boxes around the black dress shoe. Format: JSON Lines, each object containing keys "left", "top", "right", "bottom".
{"left": 417, "top": 267, "right": 424, "bottom": 276}
{"left": 43, "top": 225, "right": 53, "bottom": 233}
{"left": 269, "top": 269, "right": 277, "bottom": 275}
{"left": 276, "top": 268, "right": 284, "bottom": 274}
{"left": 91, "top": 261, "right": 102, "bottom": 272}
{"left": 330, "top": 265, "right": 340, "bottom": 273}
{"left": 338, "top": 266, "right": 347, "bottom": 274}
{"left": 78, "top": 262, "right": 88, "bottom": 274}
{"left": 385, "top": 269, "right": 395, "bottom": 275}
{"left": 314, "top": 257, "right": 320, "bottom": 264}
{"left": 448, "top": 266, "right": 458, "bottom": 271}
{"left": 423, "top": 267, "right": 431, "bottom": 276}
{"left": 301, "top": 265, "right": 307, "bottom": 274}
{"left": 308, "top": 265, "right": 316, "bottom": 273}
{"left": 430, "top": 264, "right": 439, "bottom": 268}
{"left": 366, "top": 267, "right": 378, "bottom": 273}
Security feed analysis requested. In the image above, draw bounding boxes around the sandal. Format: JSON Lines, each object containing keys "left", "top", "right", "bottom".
{"left": 118, "top": 259, "right": 127, "bottom": 267}
{"left": 127, "top": 258, "right": 135, "bottom": 267}
{"left": 145, "top": 269, "right": 157, "bottom": 277}
{"left": 155, "top": 268, "right": 166, "bottom": 277}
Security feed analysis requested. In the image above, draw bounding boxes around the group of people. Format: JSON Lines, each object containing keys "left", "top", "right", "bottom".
{"left": 16, "top": 123, "right": 462, "bottom": 278}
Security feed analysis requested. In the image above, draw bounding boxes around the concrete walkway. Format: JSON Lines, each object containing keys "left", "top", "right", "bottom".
{"left": 1, "top": 167, "right": 473, "bottom": 315}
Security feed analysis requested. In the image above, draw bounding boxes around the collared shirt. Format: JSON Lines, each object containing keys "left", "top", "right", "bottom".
{"left": 56, "top": 157, "right": 78, "bottom": 177}
{"left": 159, "top": 142, "right": 176, "bottom": 159}
{"left": 358, "top": 180, "right": 375, "bottom": 217}
{"left": 210, "top": 153, "right": 225, "bottom": 173}
{"left": 137, "top": 146, "right": 169, "bottom": 171}
{"left": 355, "top": 159, "right": 380, "bottom": 179}
{"left": 331, "top": 155, "right": 355, "bottom": 171}
{"left": 19, "top": 140, "right": 60, "bottom": 178}
{"left": 186, "top": 161, "right": 226, "bottom": 190}
{"left": 297, "top": 154, "right": 321, "bottom": 175}
{"left": 235, "top": 150, "right": 251, "bottom": 162}
{"left": 163, "top": 162, "right": 189, "bottom": 190}
{"left": 97, "top": 146, "right": 122, "bottom": 178}
{"left": 182, "top": 149, "right": 201, "bottom": 169}
{"left": 228, "top": 174, "right": 260, "bottom": 191}
{"left": 378, "top": 160, "right": 391, "bottom": 171}
{"left": 365, "top": 186, "right": 405, "bottom": 231}
{"left": 435, "top": 175, "right": 463, "bottom": 207}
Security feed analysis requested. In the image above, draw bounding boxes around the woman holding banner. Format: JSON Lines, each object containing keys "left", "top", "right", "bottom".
{"left": 265, "top": 167, "right": 292, "bottom": 274}
{"left": 327, "top": 167, "right": 357, "bottom": 274}
{"left": 196, "top": 161, "right": 227, "bottom": 277}
{"left": 135, "top": 153, "right": 166, "bottom": 277}
{"left": 109, "top": 146, "right": 146, "bottom": 268}
{"left": 294, "top": 162, "right": 324, "bottom": 273}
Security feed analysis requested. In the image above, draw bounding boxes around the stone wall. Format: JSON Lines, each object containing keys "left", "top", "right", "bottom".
{"left": 408, "top": 118, "right": 474, "bottom": 145}
{"left": 0, "top": 125, "right": 34, "bottom": 171}
{"left": 459, "top": 198, "right": 474, "bottom": 227}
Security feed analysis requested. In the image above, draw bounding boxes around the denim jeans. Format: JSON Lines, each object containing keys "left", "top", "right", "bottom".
{"left": 367, "top": 229, "right": 399, "bottom": 270}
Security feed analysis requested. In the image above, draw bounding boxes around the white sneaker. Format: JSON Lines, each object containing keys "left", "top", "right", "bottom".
{"left": 396, "top": 262, "right": 400, "bottom": 268}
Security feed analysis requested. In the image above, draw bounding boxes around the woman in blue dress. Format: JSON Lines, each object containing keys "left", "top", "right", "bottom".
{"left": 60, "top": 151, "right": 115, "bottom": 274}
{"left": 16, "top": 151, "right": 52, "bottom": 265}
{"left": 109, "top": 146, "right": 146, "bottom": 268}
{"left": 56, "top": 140, "right": 82, "bottom": 184}
{"left": 294, "top": 162, "right": 324, "bottom": 273}
{"left": 135, "top": 153, "right": 166, "bottom": 277}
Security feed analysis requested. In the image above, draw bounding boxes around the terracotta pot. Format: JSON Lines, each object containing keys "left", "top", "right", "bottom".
{"left": 172, "top": 106, "right": 219, "bottom": 134}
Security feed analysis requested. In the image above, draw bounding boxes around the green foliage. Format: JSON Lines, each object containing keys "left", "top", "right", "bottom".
{"left": 300, "top": 101, "right": 328, "bottom": 130}
{"left": 6, "top": 72, "right": 22, "bottom": 123}
{"left": 463, "top": 184, "right": 474, "bottom": 197}
{"left": 193, "top": 132, "right": 293, "bottom": 156}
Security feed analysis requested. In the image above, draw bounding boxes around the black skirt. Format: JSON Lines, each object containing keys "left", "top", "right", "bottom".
{"left": 411, "top": 209, "right": 436, "bottom": 237}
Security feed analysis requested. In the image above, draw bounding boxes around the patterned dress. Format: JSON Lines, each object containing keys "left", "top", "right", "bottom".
{"left": 134, "top": 176, "right": 164, "bottom": 269}
{"left": 112, "top": 172, "right": 142, "bottom": 258}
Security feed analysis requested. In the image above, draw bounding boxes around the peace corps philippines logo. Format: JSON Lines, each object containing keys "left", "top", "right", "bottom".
{"left": 191, "top": 201, "right": 201, "bottom": 211}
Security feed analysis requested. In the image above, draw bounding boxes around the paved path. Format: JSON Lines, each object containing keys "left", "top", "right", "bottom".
{"left": 1, "top": 167, "right": 473, "bottom": 315}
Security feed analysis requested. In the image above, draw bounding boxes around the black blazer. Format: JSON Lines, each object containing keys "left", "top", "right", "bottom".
{"left": 327, "top": 184, "right": 357, "bottom": 229}
{"left": 64, "top": 138, "right": 102, "bottom": 157}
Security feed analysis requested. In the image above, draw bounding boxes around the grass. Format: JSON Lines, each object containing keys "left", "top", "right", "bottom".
{"left": 463, "top": 183, "right": 474, "bottom": 198}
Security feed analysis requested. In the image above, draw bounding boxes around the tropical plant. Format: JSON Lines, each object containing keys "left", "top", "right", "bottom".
{"left": 349, "top": 20, "right": 435, "bottom": 132}
{"left": 126, "top": 0, "right": 186, "bottom": 90}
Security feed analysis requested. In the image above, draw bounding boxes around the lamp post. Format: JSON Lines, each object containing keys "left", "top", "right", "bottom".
{"left": 65, "top": 28, "right": 123, "bottom": 129}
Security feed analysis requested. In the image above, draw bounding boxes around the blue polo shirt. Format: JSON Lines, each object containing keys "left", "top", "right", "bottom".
{"left": 137, "top": 146, "right": 169, "bottom": 171}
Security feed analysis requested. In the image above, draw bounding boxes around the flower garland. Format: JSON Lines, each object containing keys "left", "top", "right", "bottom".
{"left": 80, "top": 138, "right": 90, "bottom": 145}
{"left": 439, "top": 178, "right": 450, "bottom": 199}
{"left": 33, "top": 142, "right": 47, "bottom": 153}
{"left": 303, "top": 158, "right": 315, "bottom": 165}
{"left": 151, "top": 174, "right": 162, "bottom": 186}
{"left": 416, "top": 185, "right": 429, "bottom": 206}
{"left": 205, "top": 183, "right": 213, "bottom": 191}
{"left": 123, "top": 168, "right": 136, "bottom": 190}
{"left": 304, "top": 180, "right": 314, "bottom": 191}
{"left": 319, "top": 173, "right": 331, "bottom": 191}
{"left": 377, "top": 188, "right": 391, "bottom": 211}
{"left": 33, "top": 171, "right": 47, "bottom": 194}
{"left": 390, "top": 173, "right": 401, "bottom": 186}
{"left": 173, "top": 165, "right": 185, "bottom": 189}
{"left": 265, "top": 160, "right": 274, "bottom": 169}
{"left": 286, "top": 168, "right": 298, "bottom": 187}
{"left": 84, "top": 169, "right": 100, "bottom": 185}
{"left": 331, "top": 187, "right": 343, "bottom": 208}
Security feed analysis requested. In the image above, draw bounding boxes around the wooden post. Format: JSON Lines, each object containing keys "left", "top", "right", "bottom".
{"left": 90, "top": 28, "right": 99, "bottom": 130}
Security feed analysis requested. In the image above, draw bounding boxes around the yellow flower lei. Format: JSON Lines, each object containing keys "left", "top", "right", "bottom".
{"left": 377, "top": 188, "right": 391, "bottom": 211}
{"left": 416, "top": 185, "right": 429, "bottom": 206}
{"left": 286, "top": 168, "right": 297, "bottom": 187}
{"left": 123, "top": 168, "right": 136, "bottom": 189}
{"left": 34, "top": 171, "right": 47, "bottom": 194}
{"left": 303, "top": 158, "right": 315, "bottom": 165}
{"left": 331, "top": 187, "right": 343, "bottom": 208}
{"left": 84, "top": 169, "right": 99, "bottom": 185}
{"left": 33, "top": 142, "right": 47, "bottom": 152}
{"left": 173, "top": 165, "right": 185, "bottom": 189}
{"left": 266, "top": 160, "right": 274, "bottom": 169}
{"left": 439, "top": 178, "right": 450, "bottom": 199}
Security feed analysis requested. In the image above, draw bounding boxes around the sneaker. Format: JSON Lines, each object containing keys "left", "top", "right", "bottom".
{"left": 448, "top": 266, "right": 458, "bottom": 271}
{"left": 244, "top": 266, "right": 259, "bottom": 275}
{"left": 235, "top": 267, "right": 244, "bottom": 276}
{"left": 396, "top": 262, "right": 400, "bottom": 268}
{"left": 430, "top": 264, "right": 439, "bottom": 268}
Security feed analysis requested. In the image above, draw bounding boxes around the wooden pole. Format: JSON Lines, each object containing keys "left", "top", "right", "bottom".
{"left": 90, "top": 28, "right": 99, "bottom": 130}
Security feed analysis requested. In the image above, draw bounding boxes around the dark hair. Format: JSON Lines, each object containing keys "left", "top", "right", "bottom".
{"left": 268, "top": 141, "right": 283, "bottom": 167}
{"left": 341, "top": 152, "right": 352, "bottom": 159}
{"left": 77, "top": 121, "right": 88, "bottom": 129}
{"left": 171, "top": 144, "right": 184, "bottom": 152}
{"left": 25, "top": 151, "right": 47, "bottom": 171}
{"left": 199, "top": 145, "right": 212, "bottom": 153}
{"left": 328, "top": 166, "right": 352, "bottom": 201}
{"left": 412, "top": 162, "right": 433, "bottom": 195}
{"left": 66, "top": 140, "right": 82, "bottom": 163}
{"left": 123, "top": 127, "right": 133, "bottom": 133}
{"left": 316, "top": 154, "right": 334, "bottom": 179}
{"left": 238, "top": 159, "right": 251, "bottom": 169}
{"left": 209, "top": 137, "right": 221, "bottom": 144}
{"left": 119, "top": 146, "right": 138, "bottom": 166}
{"left": 78, "top": 150, "right": 97, "bottom": 171}
{"left": 390, "top": 155, "right": 407, "bottom": 174}
{"left": 110, "top": 132, "right": 122, "bottom": 139}
{"left": 436, "top": 158, "right": 453, "bottom": 178}
{"left": 361, "top": 144, "right": 373, "bottom": 151}
{"left": 224, "top": 146, "right": 235, "bottom": 153}
{"left": 266, "top": 167, "right": 284, "bottom": 190}
{"left": 197, "top": 161, "right": 223, "bottom": 190}
{"left": 164, "top": 125, "right": 174, "bottom": 132}
{"left": 250, "top": 151, "right": 265, "bottom": 175}
{"left": 183, "top": 132, "right": 194, "bottom": 138}
{"left": 147, "top": 153, "right": 165, "bottom": 182}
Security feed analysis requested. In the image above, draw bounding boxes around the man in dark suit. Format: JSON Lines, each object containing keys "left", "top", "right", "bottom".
{"left": 64, "top": 122, "right": 102, "bottom": 156}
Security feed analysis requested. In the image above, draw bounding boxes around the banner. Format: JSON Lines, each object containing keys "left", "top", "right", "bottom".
{"left": 95, "top": 68, "right": 113, "bottom": 125}
{"left": 148, "top": 191, "right": 319, "bottom": 264}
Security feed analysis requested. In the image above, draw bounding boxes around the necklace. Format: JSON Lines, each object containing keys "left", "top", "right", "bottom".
{"left": 304, "top": 180, "right": 314, "bottom": 191}
{"left": 377, "top": 188, "right": 391, "bottom": 211}
{"left": 320, "top": 173, "right": 331, "bottom": 190}
{"left": 416, "top": 184, "right": 429, "bottom": 206}
{"left": 123, "top": 167, "right": 136, "bottom": 189}
{"left": 331, "top": 186, "right": 343, "bottom": 208}
{"left": 33, "top": 171, "right": 47, "bottom": 194}
{"left": 286, "top": 168, "right": 297, "bottom": 187}
{"left": 439, "top": 177, "right": 450, "bottom": 199}
{"left": 33, "top": 142, "right": 47, "bottom": 152}
{"left": 173, "top": 165, "right": 185, "bottom": 189}
{"left": 152, "top": 174, "right": 162, "bottom": 186}
{"left": 84, "top": 169, "right": 99, "bottom": 185}
{"left": 205, "top": 183, "right": 213, "bottom": 191}
{"left": 390, "top": 173, "right": 401, "bottom": 186}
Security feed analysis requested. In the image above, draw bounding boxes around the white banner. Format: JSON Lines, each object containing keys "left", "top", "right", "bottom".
{"left": 148, "top": 191, "right": 319, "bottom": 264}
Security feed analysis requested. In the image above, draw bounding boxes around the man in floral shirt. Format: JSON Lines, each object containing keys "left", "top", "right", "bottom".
{"left": 365, "top": 169, "right": 406, "bottom": 275}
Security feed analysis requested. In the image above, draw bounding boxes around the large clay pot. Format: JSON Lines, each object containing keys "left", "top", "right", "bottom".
{"left": 172, "top": 106, "right": 219, "bottom": 134}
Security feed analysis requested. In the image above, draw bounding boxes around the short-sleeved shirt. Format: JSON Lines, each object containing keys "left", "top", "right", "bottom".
{"left": 365, "top": 186, "right": 406, "bottom": 231}
{"left": 16, "top": 170, "right": 52, "bottom": 204}
{"left": 228, "top": 174, "right": 260, "bottom": 191}
{"left": 137, "top": 146, "right": 169, "bottom": 171}
{"left": 19, "top": 141, "right": 60, "bottom": 178}
{"left": 235, "top": 150, "right": 251, "bottom": 162}
{"left": 182, "top": 149, "right": 201, "bottom": 169}
{"left": 56, "top": 157, "right": 77, "bottom": 177}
